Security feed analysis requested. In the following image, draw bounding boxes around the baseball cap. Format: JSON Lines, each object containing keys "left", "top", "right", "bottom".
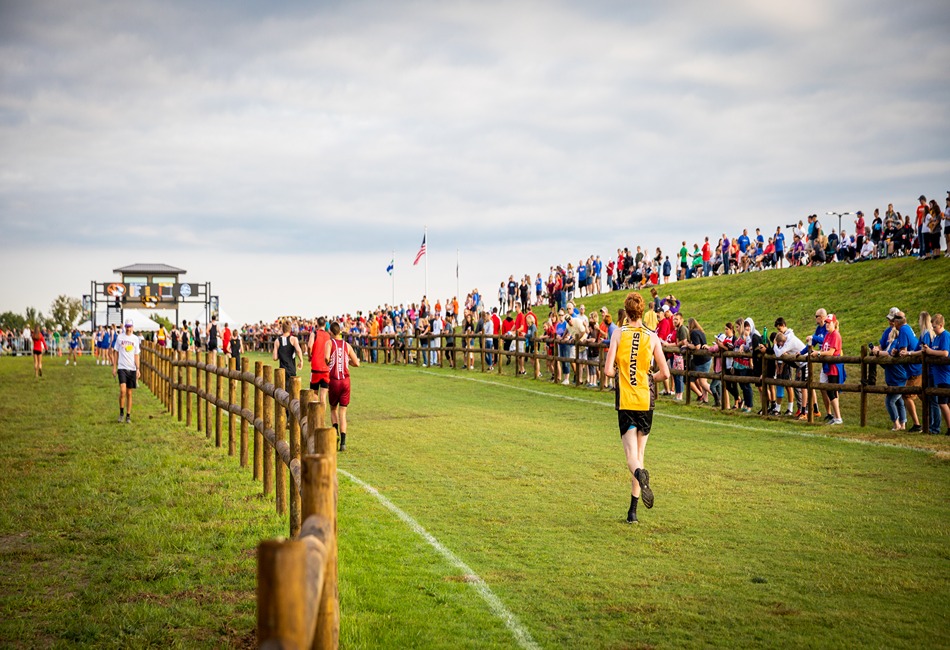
{"left": 124, "top": 319, "right": 133, "bottom": 327}
{"left": 661, "top": 304, "right": 670, "bottom": 313}
{"left": 919, "top": 195, "right": 926, "bottom": 201}
{"left": 886, "top": 307, "right": 900, "bottom": 321}
{"left": 825, "top": 314, "right": 837, "bottom": 324}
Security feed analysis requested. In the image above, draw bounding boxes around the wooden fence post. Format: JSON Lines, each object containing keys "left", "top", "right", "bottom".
{"left": 719, "top": 348, "right": 727, "bottom": 411}
{"left": 196, "top": 352, "right": 204, "bottom": 433}
{"left": 480, "top": 333, "right": 486, "bottom": 373}
{"left": 254, "top": 361, "right": 264, "bottom": 481}
{"left": 752, "top": 350, "right": 769, "bottom": 415}
{"left": 166, "top": 350, "right": 173, "bottom": 414}
{"left": 186, "top": 350, "right": 193, "bottom": 427}
{"left": 205, "top": 352, "right": 213, "bottom": 439}
{"left": 684, "top": 348, "right": 692, "bottom": 405}
{"left": 806, "top": 353, "right": 815, "bottom": 423}
{"left": 228, "top": 356, "right": 237, "bottom": 456}
{"left": 215, "top": 354, "right": 224, "bottom": 448}
{"left": 860, "top": 345, "right": 868, "bottom": 428}
{"left": 240, "top": 357, "right": 250, "bottom": 468}
{"left": 256, "top": 539, "right": 310, "bottom": 649}
{"left": 290, "top": 379, "right": 304, "bottom": 538}
{"left": 263, "top": 364, "right": 274, "bottom": 497}
{"left": 300, "top": 453, "right": 337, "bottom": 650}
{"left": 275, "top": 369, "right": 287, "bottom": 516}
{"left": 308, "top": 401, "right": 339, "bottom": 650}
{"left": 176, "top": 350, "right": 183, "bottom": 422}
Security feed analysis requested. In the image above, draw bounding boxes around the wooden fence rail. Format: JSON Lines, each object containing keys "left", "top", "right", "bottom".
{"left": 344, "top": 332, "right": 950, "bottom": 433}
{"left": 139, "top": 343, "right": 339, "bottom": 649}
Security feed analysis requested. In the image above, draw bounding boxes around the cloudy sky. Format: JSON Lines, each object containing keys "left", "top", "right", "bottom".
{"left": 1, "top": 0, "right": 948, "bottom": 324}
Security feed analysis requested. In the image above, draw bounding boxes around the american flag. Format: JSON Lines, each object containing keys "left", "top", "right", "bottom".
{"left": 413, "top": 234, "right": 427, "bottom": 266}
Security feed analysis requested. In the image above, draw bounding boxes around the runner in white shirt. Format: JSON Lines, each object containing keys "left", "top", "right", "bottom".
{"left": 112, "top": 319, "right": 141, "bottom": 423}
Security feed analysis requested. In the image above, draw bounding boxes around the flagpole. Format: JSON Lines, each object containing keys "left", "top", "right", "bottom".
{"left": 456, "top": 248, "right": 460, "bottom": 306}
{"left": 391, "top": 249, "right": 395, "bottom": 306}
{"left": 424, "top": 225, "right": 429, "bottom": 300}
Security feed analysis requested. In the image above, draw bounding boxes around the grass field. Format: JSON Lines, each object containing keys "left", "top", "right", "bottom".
{"left": 2, "top": 352, "right": 948, "bottom": 648}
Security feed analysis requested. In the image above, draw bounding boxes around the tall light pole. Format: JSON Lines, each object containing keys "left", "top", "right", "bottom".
{"left": 826, "top": 211, "right": 852, "bottom": 236}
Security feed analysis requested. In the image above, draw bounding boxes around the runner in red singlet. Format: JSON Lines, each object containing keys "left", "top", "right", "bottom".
{"left": 325, "top": 321, "right": 360, "bottom": 451}
{"left": 307, "top": 316, "right": 332, "bottom": 406}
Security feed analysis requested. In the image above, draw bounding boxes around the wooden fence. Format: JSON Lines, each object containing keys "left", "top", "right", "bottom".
{"left": 140, "top": 343, "right": 340, "bottom": 649}
{"left": 344, "top": 332, "right": 950, "bottom": 433}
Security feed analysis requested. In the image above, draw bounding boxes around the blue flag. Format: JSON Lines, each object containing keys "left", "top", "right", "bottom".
{"left": 386, "top": 259, "right": 394, "bottom": 275}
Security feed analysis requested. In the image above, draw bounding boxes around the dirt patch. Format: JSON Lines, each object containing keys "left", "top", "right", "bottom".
{"left": 767, "top": 602, "right": 801, "bottom": 616}
{"left": 123, "top": 587, "right": 251, "bottom": 606}
{"left": 444, "top": 574, "right": 480, "bottom": 583}
{"left": 0, "top": 531, "right": 30, "bottom": 552}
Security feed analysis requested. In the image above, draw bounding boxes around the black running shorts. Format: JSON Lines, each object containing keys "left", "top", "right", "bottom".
{"left": 618, "top": 409, "right": 653, "bottom": 437}
{"left": 117, "top": 368, "right": 137, "bottom": 389}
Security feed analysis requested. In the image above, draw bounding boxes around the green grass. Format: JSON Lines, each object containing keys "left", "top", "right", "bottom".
{"left": 340, "top": 364, "right": 950, "bottom": 648}
{"left": 539, "top": 256, "right": 950, "bottom": 356}
{"left": 3, "top": 253, "right": 949, "bottom": 648}
{"left": 0, "top": 358, "right": 517, "bottom": 648}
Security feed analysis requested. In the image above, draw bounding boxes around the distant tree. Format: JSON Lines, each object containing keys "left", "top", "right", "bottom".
{"left": 49, "top": 295, "right": 83, "bottom": 331}
{"left": 151, "top": 314, "right": 174, "bottom": 330}
{"left": 0, "top": 311, "right": 26, "bottom": 331}
{"left": 24, "top": 307, "right": 42, "bottom": 329}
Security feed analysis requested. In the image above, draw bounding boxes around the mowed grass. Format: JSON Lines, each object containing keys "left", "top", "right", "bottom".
{"left": 0, "top": 357, "right": 518, "bottom": 649}
{"left": 3, "top": 345, "right": 949, "bottom": 648}
{"left": 342, "top": 363, "right": 950, "bottom": 649}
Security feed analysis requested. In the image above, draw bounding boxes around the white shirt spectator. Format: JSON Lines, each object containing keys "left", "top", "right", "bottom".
{"left": 774, "top": 329, "right": 807, "bottom": 368}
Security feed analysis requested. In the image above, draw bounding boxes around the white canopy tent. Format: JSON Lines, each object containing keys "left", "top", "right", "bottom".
{"left": 77, "top": 309, "right": 159, "bottom": 332}
{"left": 178, "top": 305, "right": 238, "bottom": 328}
{"left": 122, "top": 309, "right": 160, "bottom": 332}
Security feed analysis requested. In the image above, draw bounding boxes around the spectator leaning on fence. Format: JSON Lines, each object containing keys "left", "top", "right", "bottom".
{"left": 876, "top": 320, "right": 907, "bottom": 431}
{"left": 917, "top": 311, "right": 941, "bottom": 434}
{"left": 818, "top": 314, "right": 843, "bottom": 425}
{"left": 892, "top": 311, "right": 923, "bottom": 432}
{"left": 773, "top": 318, "right": 807, "bottom": 418}
{"left": 921, "top": 313, "right": 950, "bottom": 434}
{"left": 683, "top": 318, "right": 711, "bottom": 404}
{"left": 805, "top": 308, "right": 827, "bottom": 419}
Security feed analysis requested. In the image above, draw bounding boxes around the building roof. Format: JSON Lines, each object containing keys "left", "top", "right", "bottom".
{"left": 113, "top": 263, "right": 187, "bottom": 275}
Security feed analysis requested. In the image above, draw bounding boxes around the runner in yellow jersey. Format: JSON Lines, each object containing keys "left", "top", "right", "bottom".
{"left": 604, "top": 292, "right": 670, "bottom": 523}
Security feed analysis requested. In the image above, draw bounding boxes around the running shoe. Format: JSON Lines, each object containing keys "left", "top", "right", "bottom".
{"left": 908, "top": 424, "right": 922, "bottom": 432}
{"left": 636, "top": 468, "right": 654, "bottom": 509}
{"left": 830, "top": 418, "right": 842, "bottom": 425}
{"left": 118, "top": 413, "right": 124, "bottom": 423}
{"left": 626, "top": 509, "right": 638, "bottom": 524}
{"left": 125, "top": 414, "right": 131, "bottom": 424}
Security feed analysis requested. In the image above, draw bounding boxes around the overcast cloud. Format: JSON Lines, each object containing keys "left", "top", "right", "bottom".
{"left": 1, "top": 0, "right": 948, "bottom": 323}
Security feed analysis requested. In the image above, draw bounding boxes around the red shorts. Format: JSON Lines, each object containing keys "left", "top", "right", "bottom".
{"left": 328, "top": 377, "right": 351, "bottom": 407}
{"left": 310, "top": 370, "right": 329, "bottom": 389}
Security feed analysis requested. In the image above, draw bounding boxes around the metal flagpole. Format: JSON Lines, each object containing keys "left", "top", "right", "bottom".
{"left": 424, "top": 225, "right": 428, "bottom": 300}
{"left": 456, "top": 248, "right": 460, "bottom": 306}
{"left": 391, "top": 249, "right": 395, "bottom": 306}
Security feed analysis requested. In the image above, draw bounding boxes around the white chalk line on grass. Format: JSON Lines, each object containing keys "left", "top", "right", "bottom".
{"left": 405, "top": 368, "right": 934, "bottom": 455}
{"left": 338, "top": 468, "right": 541, "bottom": 650}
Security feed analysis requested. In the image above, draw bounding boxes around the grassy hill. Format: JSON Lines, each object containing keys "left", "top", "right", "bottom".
{"left": 535, "top": 256, "right": 949, "bottom": 354}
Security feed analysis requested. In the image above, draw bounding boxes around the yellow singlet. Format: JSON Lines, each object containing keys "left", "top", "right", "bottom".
{"left": 616, "top": 324, "right": 656, "bottom": 411}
